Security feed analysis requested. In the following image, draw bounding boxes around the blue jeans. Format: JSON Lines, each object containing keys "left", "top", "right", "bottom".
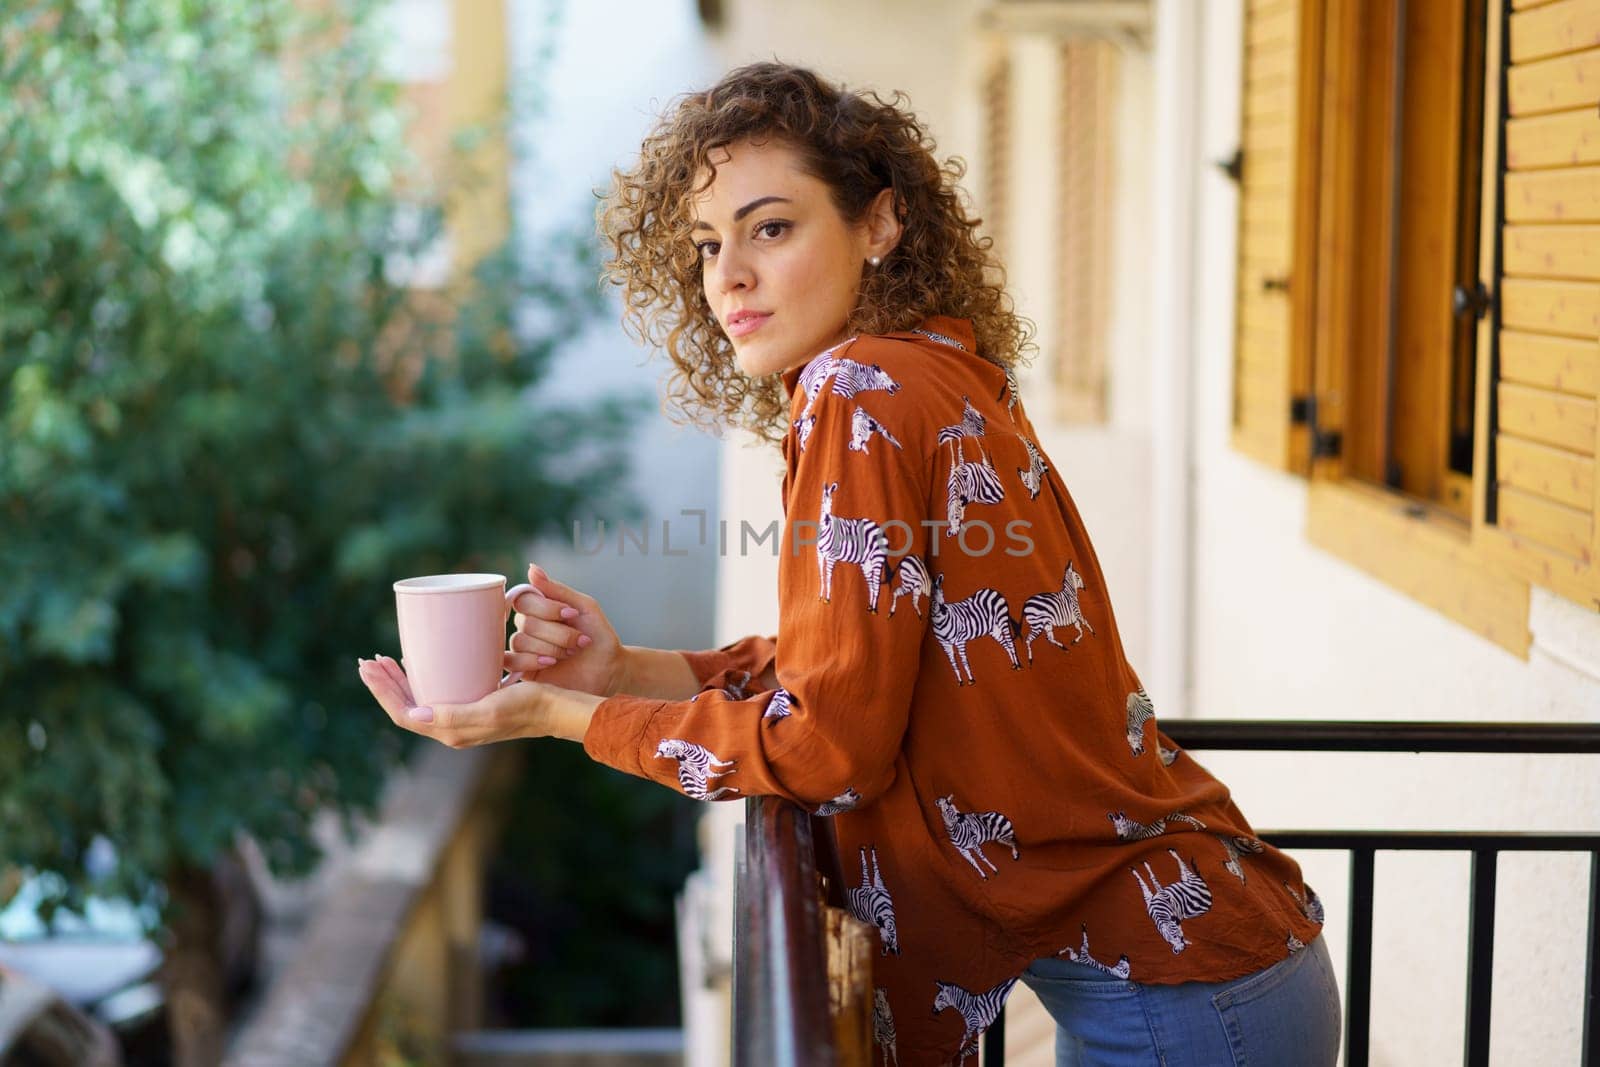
{"left": 1017, "top": 935, "right": 1342, "bottom": 1066}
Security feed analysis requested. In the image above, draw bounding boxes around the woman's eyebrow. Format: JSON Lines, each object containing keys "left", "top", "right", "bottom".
{"left": 692, "top": 195, "right": 793, "bottom": 230}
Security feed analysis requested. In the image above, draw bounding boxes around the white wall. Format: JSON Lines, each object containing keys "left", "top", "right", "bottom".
{"left": 508, "top": 0, "right": 723, "bottom": 653}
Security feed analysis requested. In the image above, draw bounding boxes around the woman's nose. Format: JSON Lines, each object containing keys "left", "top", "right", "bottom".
{"left": 715, "top": 247, "right": 754, "bottom": 293}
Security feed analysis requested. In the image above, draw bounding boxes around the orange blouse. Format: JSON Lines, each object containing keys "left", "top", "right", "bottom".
{"left": 583, "top": 314, "right": 1325, "bottom": 1064}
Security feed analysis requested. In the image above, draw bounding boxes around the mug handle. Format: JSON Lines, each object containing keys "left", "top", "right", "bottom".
{"left": 500, "top": 582, "right": 537, "bottom": 687}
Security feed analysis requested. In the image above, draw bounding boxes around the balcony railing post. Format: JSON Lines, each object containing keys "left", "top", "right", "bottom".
{"left": 1347, "top": 847, "right": 1376, "bottom": 1067}
{"left": 1584, "top": 850, "right": 1599, "bottom": 1067}
{"left": 1464, "top": 850, "right": 1498, "bottom": 1067}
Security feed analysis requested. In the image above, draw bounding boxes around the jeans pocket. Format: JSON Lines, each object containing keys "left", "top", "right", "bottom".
{"left": 1210, "top": 941, "right": 1340, "bottom": 1067}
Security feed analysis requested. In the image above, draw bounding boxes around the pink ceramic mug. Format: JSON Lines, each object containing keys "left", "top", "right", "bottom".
{"left": 392, "top": 573, "right": 535, "bottom": 706}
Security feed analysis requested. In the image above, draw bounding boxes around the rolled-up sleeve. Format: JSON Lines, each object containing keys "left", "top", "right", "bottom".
{"left": 583, "top": 359, "right": 932, "bottom": 813}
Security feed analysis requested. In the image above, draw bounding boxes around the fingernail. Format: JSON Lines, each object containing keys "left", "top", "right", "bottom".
{"left": 577, "top": 634, "right": 592, "bottom": 647}
{"left": 408, "top": 706, "right": 434, "bottom": 723}
{"left": 537, "top": 655, "right": 557, "bottom": 666}
{"left": 560, "top": 606, "right": 578, "bottom": 619}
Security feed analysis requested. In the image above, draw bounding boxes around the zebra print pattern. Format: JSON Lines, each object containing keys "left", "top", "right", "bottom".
{"left": 1107, "top": 809, "right": 1207, "bottom": 842}
{"left": 817, "top": 480, "right": 889, "bottom": 613}
{"left": 1021, "top": 561, "right": 1095, "bottom": 663}
{"left": 654, "top": 739, "right": 740, "bottom": 801}
{"left": 847, "top": 845, "right": 901, "bottom": 956}
{"left": 1001, "top": 366, "right": 1020, "bottom": 418}
{"left": 1287, "top": 931, "right": 1307, "bottom": 953}
{"left": 887, "top": 553, "right": 931, "bottom": 619}
{"left": 1017, "top": 436, "right": 1049, "bottom": 499}
{"left": 815, "top": 787, "right": 860, "bottom": 816}
{"left": 793, "top": 413, "right": 816, "bottom": 452}
{"left": 848, "top": 405, "right": 903, "bottom": 454}
{"left": 1159, "top": 743, "right": 1181, "bottom": 766}
{"left": 794, "top": 337, "right": 859, "bottom": 402}
{"left": 762, "top": 687, "right": 794, "bottom": 720}
{"left": 872, "top": 988, "right": 898, "bottom": 1067}
{"left": 1131, "top": 849, "right": 1212, "bottom": 954}
{"left": 936, "top": 794, "right": 1020, "bottom": 879}
{"left": 1215, "top": 834, "right": 1264, "bottom": 882}
{"left": 936, "top": 396, "right": 987, "bottom": 450}
{"left": 944, "top": 442, "right": 1006, "bottom": 537}
{"left": 1125, "top": 687, "right": 1156, "bottom": 756}
{"left": 1058, "top": 924, "right": 1131, "bottom": 980}
{"left": 930, "top": 573, "right": 1023, "bottom": 685}
{"left": 914, "top": 326, "right": 967, "bottom": 351}
{"left": 932, "top": 975, "right": 1018, "bottom": 1064}
{"left": 800, "top": 355, "right": 902, "bottom": 412}
{"left": 1284, "top": 881, "right": 1325, "bottom": 924}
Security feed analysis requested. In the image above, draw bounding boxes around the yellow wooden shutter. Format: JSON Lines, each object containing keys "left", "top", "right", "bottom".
{"left": 1054, "top": 38, "right": 1117, "bottom": 424}
{"left": 1474, "top": 0, "right": 1600, "bottom": 610}
{"left": 1231, "top": 0, "right": 1321, "bottom": 471}
{"left": 982, "top": 38, "right": 1013, "bottom": 263}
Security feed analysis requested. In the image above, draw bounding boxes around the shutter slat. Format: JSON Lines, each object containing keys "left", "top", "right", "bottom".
{"left": 1497, "top": 381, "right": 1597, "bottom": 455}
{"left": 1497, "top": 485, "right": 1593, "bottom": 562}
{"left": 1497, "top": 435, "right": 1595, "bottom": 510}
{"left": 1499, "top": 278, "right": 1600, "bottom": 337}
{"left": 1505, "top": 164, "right": 1600, "bottom": 221}
{"left": 1506, "top": 107, "right": 1600, "bottom": 169}
{"left": 1510, "top": 0, "right": 1600, "bottom": 64}
{"left": 1503, "top": 224, "right": 1600, "bottom": 279}
{"left": 1506, "top": 44, "right": 1600, "bottom": 116}
{"left": 1500, "top": 329, "right": 1600, "bottom": 394}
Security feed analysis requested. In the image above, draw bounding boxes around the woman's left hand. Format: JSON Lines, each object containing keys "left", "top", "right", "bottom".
{"left": 356, "top": 654, "right": 601, "bottom": 747}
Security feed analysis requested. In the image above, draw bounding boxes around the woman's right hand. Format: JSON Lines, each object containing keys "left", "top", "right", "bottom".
{"left": 506, "top": 563, "right": 629, "bottom": 698}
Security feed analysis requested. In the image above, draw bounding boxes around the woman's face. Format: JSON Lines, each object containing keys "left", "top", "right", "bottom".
{"left": 689, "top": 137, "right": 898, "bottom": 380}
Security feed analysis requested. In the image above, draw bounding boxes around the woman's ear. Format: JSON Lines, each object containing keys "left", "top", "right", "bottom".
{"left": 863, "top": 187, "right": 903, "bottom": 261}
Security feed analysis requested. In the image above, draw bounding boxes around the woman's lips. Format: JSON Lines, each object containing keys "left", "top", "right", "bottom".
{"left": 727, "top": 312, "right": 772, "bottom": 338}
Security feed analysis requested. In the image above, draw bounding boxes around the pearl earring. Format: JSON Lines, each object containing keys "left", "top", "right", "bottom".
{"left": 868, "top": 255, "right": 882, "bottom": 266}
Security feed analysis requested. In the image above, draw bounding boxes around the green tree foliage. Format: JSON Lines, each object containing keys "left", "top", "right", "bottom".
{"left": 0, "top": 0, "right": 649, "bottom": 926}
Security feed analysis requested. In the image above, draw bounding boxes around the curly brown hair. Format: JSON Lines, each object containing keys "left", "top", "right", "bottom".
{"left": 597, "top": 61, "right": 1035, "bottom": 446}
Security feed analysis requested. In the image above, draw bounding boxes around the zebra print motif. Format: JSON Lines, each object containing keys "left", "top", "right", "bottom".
{"left": 1131, "top": 849, "right": 1212, "bottom": 954}
{"left": 914, "top": 326, "right": 967, "bottom": 351}
{"left": 817, "top": 480, "right": 889, "bottom": 613}
{"left": 1284, "top": 881, "right": 1325, "bottom": 924}
{"left": 654, "top": 739, "right": 740, "bottom": 801}
{"left": 815, "top": 787, "right": 861, "bottom": 816}
{"left": 887, "top": 553, "right": 931, "bottom": 619}
{"left": 932, "top": 975, "right": 1017, "bottom": 1064}
{"left": 1159, "top": 743, "right": 1181, "bottom": 766}
{"left": 1017, "top": 436, "right": 1049, "bottom": 499}
{"left": 936, "top": 396, "right": 987, "bottom": 450}
{"left": 872, "top": 988, "right": 898, "bottom": 1067}
{"left": 1287, "top": 931, "right": 1307, "bottom": 953}
{"left": 1021, "top": 561, "right": 1095, "bottom": 663}
{"left": 1107, "top": 809, "right": 1207, "bottom": 842}
{"left": 847, "top": 845, "right": 901, "bottom": 956}
{"left": 762, "top": 687, "right": 794, "bottom": 720}
{"left": 930, "top": 573, "right": 1023, "bottom": 685}
{"left": 848, "top": 405, "right": 903, "bottom": 454}
{"left": 944, "top": 442, "right": 1006, "bottom": 537}
{"left": 800, "top": 356, "right": 901, "bottom": 414}
{"left": 1215, "top": 834, "right": 1264, "bottom": 882}
{"left": 793, "top": 413, "right": 816, "bottom": 452}
{"left": 1125, "top": 687, "right": 1156, "bottom": 756}
{"left": 1001, "top": 366, "right": 1020, "bottom": 418}
{"left": 794, "top": 337, "right": 859, "bottom": 402}
{"left": 936, "top": 794, "right": 1020, "bottom": 879}
{"left": 1058, "top": 924, "right": 1131, "bottom": 980}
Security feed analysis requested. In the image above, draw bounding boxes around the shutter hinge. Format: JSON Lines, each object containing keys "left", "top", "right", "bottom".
{"left": 1215, "top": 147, "right": 1244, "bottom": 183}
{"left": 1452, "top": 280, "right": 1493, "bottom": 320}
{"left": 1290, "top": 395, "right": 1343, "bottom": 459}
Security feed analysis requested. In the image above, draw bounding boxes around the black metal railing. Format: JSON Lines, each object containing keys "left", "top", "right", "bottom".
{"left": 734, "top": 721, "right": 1600, "bottom": 1066}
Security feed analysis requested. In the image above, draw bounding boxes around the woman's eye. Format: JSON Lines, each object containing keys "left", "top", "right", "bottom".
{"left": 756, "top": 220, "right": 790, "bottom": 239}
{"left": 696, "top": 240, "right": 720, "bottom": 259}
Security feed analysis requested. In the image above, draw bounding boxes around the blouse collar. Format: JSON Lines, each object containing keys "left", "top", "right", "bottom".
{"left": 779, "top": 314, "right": 977, "bottom": 397}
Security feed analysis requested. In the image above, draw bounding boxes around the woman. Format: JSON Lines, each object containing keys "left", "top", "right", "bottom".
{"left": 358, "top": 62, "right": 1341, "bottom": 1066}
